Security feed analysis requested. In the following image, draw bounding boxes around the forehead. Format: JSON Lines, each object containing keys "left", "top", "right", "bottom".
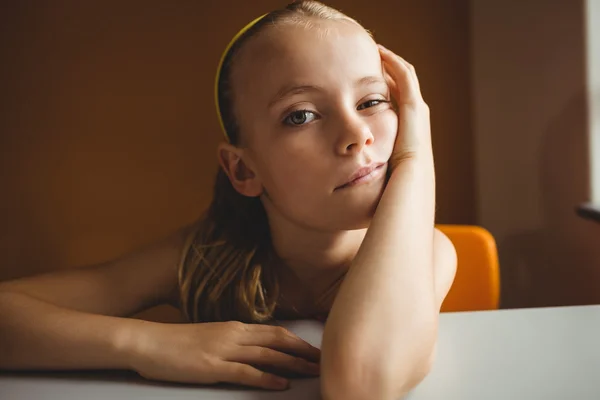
{"left": 231, "top": 19, "right": 382, "bottom": 106}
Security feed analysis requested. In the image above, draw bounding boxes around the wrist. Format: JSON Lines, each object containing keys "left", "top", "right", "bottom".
{"left": 380, "top": 154, "right": 436, "bottom": 220}
{"left": 389, "top": 146, "right": 433, "bottom": 172}
{"left": 388, "top": 153, "right": 434, "bottom": 181}
{"left": 110, "top": 318, "right": 152, "bottom": 371}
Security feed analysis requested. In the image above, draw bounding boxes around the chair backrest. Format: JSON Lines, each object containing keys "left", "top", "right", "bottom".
{"left": 436, "top": 224, "right": 500, "bottom": 312}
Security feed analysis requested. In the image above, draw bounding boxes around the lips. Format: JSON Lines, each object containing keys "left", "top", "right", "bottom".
{"left": 335, "top": 162, "right": 386, "bottom": 190}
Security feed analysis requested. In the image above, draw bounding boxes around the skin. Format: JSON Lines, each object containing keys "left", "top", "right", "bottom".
{"left": 219, "top": 18, "right": 457, "bottom": 399}
{"left": 0, "top": 14, "right": 456, "bottom": 399}
{"left": 219, "top": 19, "right": 398, "bottom": 296}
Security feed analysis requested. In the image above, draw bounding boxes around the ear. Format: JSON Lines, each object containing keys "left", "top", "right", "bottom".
{"left": 217, "top": 142, "right": 263, "bottom": 197}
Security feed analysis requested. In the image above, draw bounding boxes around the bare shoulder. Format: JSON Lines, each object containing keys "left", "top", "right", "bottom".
{"left": 433, "top": 228, "right": 457, "bottom": 306}
{"left": 0, "top": 223, "right": 196, "bottom": 317}
{"left": 433, "top": 228, "right": 457, "bottom": 263}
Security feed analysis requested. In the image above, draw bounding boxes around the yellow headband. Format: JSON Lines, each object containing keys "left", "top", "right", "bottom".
{"left": 215, "top": 13, "right": 268, "bottom": 142}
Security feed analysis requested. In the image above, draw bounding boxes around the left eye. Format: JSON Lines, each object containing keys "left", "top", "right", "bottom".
{"left": 284, "top": 110, "right": 318, "bottom": 126}
{"left": 357, "top": 99, "right": 385, "bottom": 110}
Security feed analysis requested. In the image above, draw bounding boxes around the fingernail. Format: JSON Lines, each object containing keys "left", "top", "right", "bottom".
{"left": 273, "top": 377, "right": 289, "bottom": 390}
{"left": 378, "top": 44, "right": 388, "bottom": 51}
{"left": 308, "top": 362, "right": 320, "bottom": 374}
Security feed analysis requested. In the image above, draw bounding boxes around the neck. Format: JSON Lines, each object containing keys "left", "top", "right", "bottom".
{"left": 274, "top": 227, "right": 366, "bottom": 279}
{"left": 266, "top": 209, "right": 367, "bottom": 297}
{"left": 260, "top": 195, "right": 371, "bottom": 317}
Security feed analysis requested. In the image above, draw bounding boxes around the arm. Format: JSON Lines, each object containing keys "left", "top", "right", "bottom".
{"left": 0, "top": 228, "right": 186, "bottom": 370}
{"left": 0, "top": 226, "right": 322, "bottom": 391}
{"left": 320, "top": 47, "right": 457, "bottom": 400}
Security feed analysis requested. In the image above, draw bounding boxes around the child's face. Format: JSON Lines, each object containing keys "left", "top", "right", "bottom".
{"left": 231, "top": 19, "right": 398, "bottom": 231}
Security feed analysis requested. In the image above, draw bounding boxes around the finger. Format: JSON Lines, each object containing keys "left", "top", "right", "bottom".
{"left": 383, "top": 58, "right": 422, "bottom": 104}
{"left": 246, "top": 325, "right": 321, "bottom": 362}
{"left": 379, "top": 44, "right": 419, "bottom": 85}
{"left": 383, "top": 70, "right": 398, "bottom": 93}
{"left": 244, "top": 325, "right": 321, "bottom": 363}
{"left": 400, "top": 57, "right": 420, "bottom": 88}
{"left": 218, "top": 361, "right": 290, "bottom": 391}
{"left": 232, "top": 346, "right": 320, "bottom": 377}
{"left": 378, "top": 45, "right": 421, "bottom": 103}
{"left": 400, "top": 60, "right": 420, "bottom": 91}
{"left": 407, "top": 62, "right": 421, "bottom": 91}
{"left": 382, "top": 58, "right": 418, "bottom": 105}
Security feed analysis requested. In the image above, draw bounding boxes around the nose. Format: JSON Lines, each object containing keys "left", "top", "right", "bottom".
{"left": 335, "top": 114, "right": 375, "bottom": 156}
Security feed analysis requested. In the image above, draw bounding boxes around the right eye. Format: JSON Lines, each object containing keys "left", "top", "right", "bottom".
{"left": 283, "top": 110, "right": 318, "bottom": 126}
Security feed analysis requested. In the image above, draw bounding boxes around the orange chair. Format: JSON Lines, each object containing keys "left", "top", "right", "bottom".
{"left": 437, "top": 224, "right": 500, "bottom": 312}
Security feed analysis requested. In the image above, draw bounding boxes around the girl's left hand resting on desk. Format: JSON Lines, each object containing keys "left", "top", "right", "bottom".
{"left": 0, "top": 229, "right": 319, "bottom": 391}
{"left": 126, "top": 320, "right": 320, "bottom": 390}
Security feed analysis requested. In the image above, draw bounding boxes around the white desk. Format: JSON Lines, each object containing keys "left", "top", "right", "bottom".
{"left": 2, "top": 305, "right": 600, "bottom": 400}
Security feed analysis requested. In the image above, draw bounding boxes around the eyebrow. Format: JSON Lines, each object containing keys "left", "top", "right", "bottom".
{"left": 268, "top": 84, "right": 323, "bottom": 108}
{"left": 355, "top": 75, "right": 387, "bottom": 87}
{"left": 268, "top": 75, "right": 387, "bottom": 108}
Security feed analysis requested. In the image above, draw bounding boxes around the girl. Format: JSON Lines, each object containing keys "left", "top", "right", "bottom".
{"left": 0, "top": 1, "right": 456, "bottom": 399}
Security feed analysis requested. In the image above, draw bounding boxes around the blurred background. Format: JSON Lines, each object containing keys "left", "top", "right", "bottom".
{"left": 1, "top": 0, "right": 599, "bottom": 316}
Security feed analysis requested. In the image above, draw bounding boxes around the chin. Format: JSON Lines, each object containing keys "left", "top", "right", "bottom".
{"left": 328, "top": 200, "right": 379, "bottom": 231}
{"left": 342, "top": 218, "right": 372, "bottom": 231}
{"left": 346, "top": 185, "right": 384, "bottom": 224}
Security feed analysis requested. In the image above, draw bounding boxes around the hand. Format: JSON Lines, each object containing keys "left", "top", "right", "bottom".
{"left": 126, "top": 320, "right": 321, "bottom": 390}
{"left": 378, "top": 45, "right": 432, "bottom": 170}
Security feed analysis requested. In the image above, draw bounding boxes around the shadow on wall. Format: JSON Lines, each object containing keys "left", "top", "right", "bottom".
{"left": 500, "top": 91, "right": 600, "bottom": 308}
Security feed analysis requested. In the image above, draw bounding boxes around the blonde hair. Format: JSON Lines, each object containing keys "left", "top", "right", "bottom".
{"left": 179, "top": 1, "right": 362, "bottom": 323}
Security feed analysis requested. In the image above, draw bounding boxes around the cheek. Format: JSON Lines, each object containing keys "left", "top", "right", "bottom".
{"left": 260, "top": 152, "right": 330, "bottom": 213}
{"left": 373, "top": 110, "right": 398, "bottom": 147}
{"left": 256, "top": 151, "right": 318, "bottom": 194}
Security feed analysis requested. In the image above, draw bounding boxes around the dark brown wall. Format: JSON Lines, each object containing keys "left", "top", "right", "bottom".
{"left": 0, "top": 1, "right": 474, "bottom": 282}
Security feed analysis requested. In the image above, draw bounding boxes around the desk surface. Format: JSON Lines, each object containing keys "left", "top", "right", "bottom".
{"left": 2, "top": 305, "right": 600, "bottom": 400}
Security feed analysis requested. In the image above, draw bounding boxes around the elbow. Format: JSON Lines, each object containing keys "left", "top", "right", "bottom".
{"left": 320, "top": 334, "right": 437, "bottom": 400}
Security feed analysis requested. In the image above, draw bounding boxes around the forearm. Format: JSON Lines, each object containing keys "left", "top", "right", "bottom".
{"left": 322, "top": 155, "right": 437, "bottom": 399}
{"left": 0, "top": 291, "right": 140, "bottom": 371}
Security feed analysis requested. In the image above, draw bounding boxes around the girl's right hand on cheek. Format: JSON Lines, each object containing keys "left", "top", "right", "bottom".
{"left": 125, "top": 320, "right": 320, "bottom": 391}
{"left": 378, "top": 45, "right": 433, "bottom": 171}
